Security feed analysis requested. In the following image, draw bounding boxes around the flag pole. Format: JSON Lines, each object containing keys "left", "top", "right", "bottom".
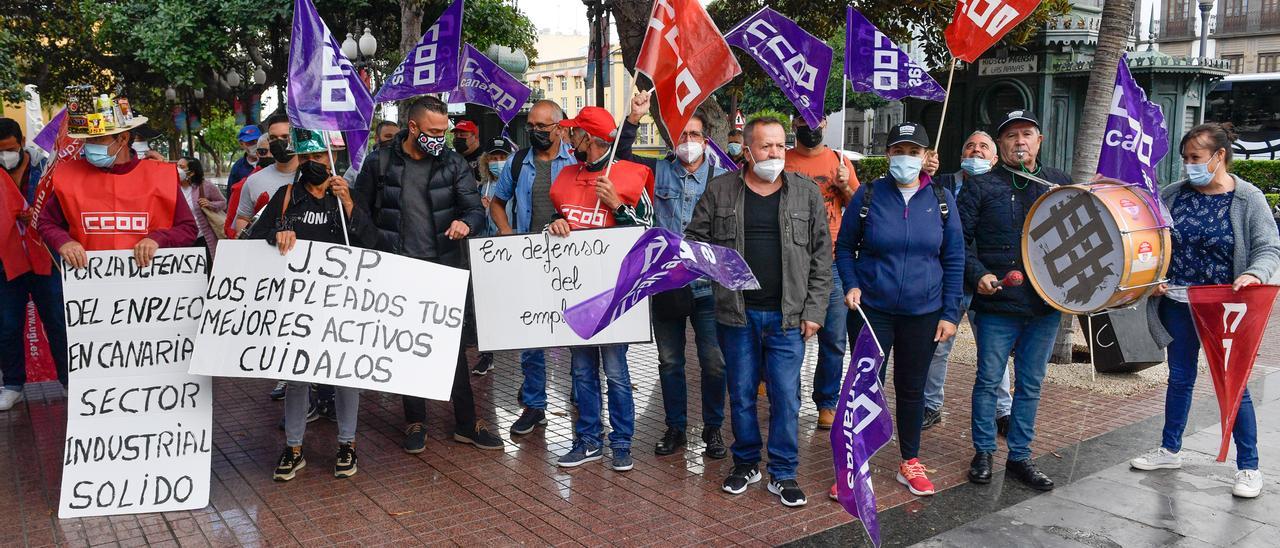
{"left": 839, "top": 75, "right": 848, "bottom": 153}
{"left": 593, "top": 93, "right": 645, "bottom": 221}
{"left": 323, "top": 131, "right": 351, "bottom": 247}
{"left": 935, "top": 57, "right": 958, "bottom": 147}
{"left": 852, "top": 305, "right": 884, "bottom": 358}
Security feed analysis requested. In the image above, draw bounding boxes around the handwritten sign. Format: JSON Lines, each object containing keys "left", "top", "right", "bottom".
{"left": 188, "top": 240, "right": 469, "bottom": 401}
{"left": 468, "top": 227, "right": 652, "bottom": 352}
{"left": 59, "top": 248, "right": 211, "bottom": 518}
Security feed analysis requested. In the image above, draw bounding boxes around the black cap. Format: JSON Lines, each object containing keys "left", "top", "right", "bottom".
{"left": 485, "top": 138, "right": 511, "bottom": 155}
{"left": 995, "top": 109, "right": 1040, "bottom": 136}
{"left": 132, "top": 124, "right": 162, "bottom": 142}
{"left": 886, "top": 122, "right": 931, "bottom": 148}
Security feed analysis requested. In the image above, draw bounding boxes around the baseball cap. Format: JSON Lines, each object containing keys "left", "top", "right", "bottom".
{"left": 451, "top": 120, "right": 479, "bottom": 134}
{"left": 886, "top": 122, "right": 931, "bottom": 148}
{"left": 995, "top": 110, "right": 1040, "bottom": 136}
{"left": 237, "top": 125, "right": 262, "bottom": 143}
{"left": 485, "top": 138, "right": 511, "bottom": 155}
{"left": 559, "top": 106, "right": 617, "bottom": 143}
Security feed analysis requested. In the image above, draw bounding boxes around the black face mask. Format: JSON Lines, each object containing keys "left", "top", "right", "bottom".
{"left": 258, "top": 156, "right": 276, "bottom": 168}
{"left": 268, "top": 139, "right": 291, "bottom": 161}
{"left": 454, "top": 139, "right": 471, "bottom": 154}
{"left": 796, "top": 126, "right": 824, "bottom": 148}
{"left": 297, "top": 160, "right": 330, "bottom": 186}
{"left": 529, "top": 130, "right": 554, "bottom": 151}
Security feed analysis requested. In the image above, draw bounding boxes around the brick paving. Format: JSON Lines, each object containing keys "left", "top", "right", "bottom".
{"left": 1, "top": 320, "right": 1272, "bottom": 547}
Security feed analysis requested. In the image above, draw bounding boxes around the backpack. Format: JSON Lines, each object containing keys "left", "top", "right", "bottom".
{"left": 856, "top": 177, "right": 950, "bottom": 253}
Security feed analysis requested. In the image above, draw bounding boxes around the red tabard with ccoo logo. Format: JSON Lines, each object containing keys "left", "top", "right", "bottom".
{"left": 51, "top": 158, "right": 178, "bottom": 251}
{"left": 550, "top": 160, "right": 654, "bottom": 229}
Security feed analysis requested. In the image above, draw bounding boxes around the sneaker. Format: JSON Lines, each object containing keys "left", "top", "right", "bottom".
{"left": 817, "top": 408, "right": 835, "bottom": 430}
{"left": 829, "top": 483, "right": 839, "bottom": 501}
{"left": 316, "top": 396, "right": 337, "bottom": 422}
{"left": 557, "top": 440, "right": 603, "bottom": 467}
{"left": 403, "top": 423, "right": 427, "bottom": 454}
{"left": 273, "top": 446, "right": 306, "bottom": 481}
{"left": 454, "top": 420, "right": 504, "bottom": 450}
{"left": 306, "top": 400, "right": 320, "bottom": 423}
{"left": 702, "top": 428, "right": 728, "bottom": 460}
{"left": 1130, "top": 447, "right": 1183, "bottom": 471}
{"left": 611, "top": 448, "right": 634, "bottom": 471}
{"left": 1233, "top": 469, "right": 1263, "bottom": 498}
{"left": 722, "top": 463, "right": 762, "bottom": 495}
{"left": 896, "top": 458, "right": 936, "bottom": 496}
{"left": 334, "top": 443, "right": 357, "bottom": 478}
{"left": 510, "top": 408, "right": 547, "bottom": 436}
{"left": 996, "top": 415, "right": 1010, "bottom": 438}
{"left": 269, "top": 381, "right": 287, "bottom": 401}
{"left": 768, "top": 478, "right": 808, "bottom": 507}
{"left": 0, "top": 388, "right": 23, "bottom": 411}
{"left": 921, "top": 407, "right": 943, "bottom": 430}
{"left": 471, "top": 353, "right": 495, "bottom": 376}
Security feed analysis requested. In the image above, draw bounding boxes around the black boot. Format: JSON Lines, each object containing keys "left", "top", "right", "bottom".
{"left": 968, "top": 451, "right": 993, "bottom": 484}
{"left": 1007, "top": 459, "right": 1055, "bottom": 491}
{"left": 702, "top": 427, "right": 727, "bottom": 459}
{"left": 654, "top": 427, "right": 687, "bottom": 456}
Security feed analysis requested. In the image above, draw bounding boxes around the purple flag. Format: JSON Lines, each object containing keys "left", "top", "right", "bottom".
{"left": 724, "top": 7, "right": 832, "bottom": 128}
{"left": 373, "top": 0, "right": 463, "bottom": 102}
{"left": 447, "top": 44, "right": 533, "bottom": 125}
{"left": 564, "top": 228, "right": 759, "bottom": 340}
{"left": 705, "top": 139, "right": 739, "bottom": 172}
{"left": 346, "top": 129, "right": 370, "bottom": 173}
{"left": 831, "top": 324, "right": 892, "bottom": 547}
{"left": 845, "top": 7, "right": 946, "bottom": 102}
{"left": 287, "top": 0, "right": 375, "bottom": 131}
{"left": 1097, "top": 54, "right": 1168, "bottom": 197}
{"left": 34, "top": 108, "right": 66, "bottom": 153}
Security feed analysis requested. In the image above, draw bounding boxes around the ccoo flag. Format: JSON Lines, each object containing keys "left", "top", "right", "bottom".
{"left": 373, "top": 0, "right": 464, "bottom": 102}
{"left": 636, "top": 0, "right": 741, "bottom": 142}
{"left": 831, "top": 324, "right": 892, "bottom": 547}
{"left": 287, "top": 0, "right": 375, "bottom": 132}
{"left": 447, "top": 44, "right": 533, "bottom": 124}
{"left": 945, "top": 0, "right": 1043, "bottom": 62}
{"left": 1096, "top": 54, "right": 1169, "bottom": 197}
{"left": 725, "top": 7, "right": 832, "bottom": 128}
{"left": 845, "top": 8, "right": 946, "bottom": 102}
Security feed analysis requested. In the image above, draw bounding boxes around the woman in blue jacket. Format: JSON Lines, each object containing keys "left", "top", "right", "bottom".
{"left": 832, "top": 122, "right": 966, "bottom": 497}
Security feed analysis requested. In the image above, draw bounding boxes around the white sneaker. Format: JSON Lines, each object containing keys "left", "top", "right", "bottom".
{"left": 1233, "top": 469, "right": 1263, "bottom": 498}
{"left": 1130, "top": 447, "right": 1182, "bottom": 470}
{"left": 0, "top": 388, "right": 23, "bottom": 411}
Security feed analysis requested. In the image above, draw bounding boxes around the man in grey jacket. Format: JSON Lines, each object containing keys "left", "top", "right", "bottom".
{"left": 685, "top": 117, "right": 831, "bottom": 508}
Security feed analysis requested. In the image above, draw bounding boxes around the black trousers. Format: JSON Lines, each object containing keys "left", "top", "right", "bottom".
{"left": 402, "top": 349, "right": 475, "bottom": 432}
{"left": 848, "top": 305, "right": 941, "bottom": 461}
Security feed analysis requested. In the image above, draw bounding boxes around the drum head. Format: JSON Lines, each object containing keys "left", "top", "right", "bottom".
{"left": 1024, "top": 186, "right": 1125, "bottom": 314}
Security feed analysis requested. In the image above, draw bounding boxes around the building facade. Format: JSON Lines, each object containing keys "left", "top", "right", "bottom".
{"left": 1155, "top": 0, "right": 1280, "bottom": 74}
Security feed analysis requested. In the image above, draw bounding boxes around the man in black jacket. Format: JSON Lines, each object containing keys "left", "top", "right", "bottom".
{"left": 353, "top": 95, "right": 503, "bottom": 453}
{"left": 958, "top": 111, "right": 1069, "bottom": 491}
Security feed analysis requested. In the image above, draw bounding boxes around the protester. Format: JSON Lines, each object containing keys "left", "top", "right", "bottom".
{"left": 130, "top": 125, "right": 168, "bottom": 162}
{"left": 176, "top": 157, "right": 226, "bottom": 258}
{"left": 352, "top": 95, "right": 503, "bottom": 454}
{"left": 225, "top": 134, "right": 273, "bottom": 237}
{"left": 246, "top": 139, "right": 378, "bottom": 482}
{"left": 0, "top": 119, "right": 68, "bottom": 409}
{"left": 727, "top": 128, "right": 745, "bottom": 167}
{"left": 784, "top": 114, "right": 858, "bottom": 430}
{"left": 832, "top": 122, "right": 963, "bottom": 497}
{"left": 615, "top": 91, "right": 729, "bottom": 458}
{"left": 375, "top": 120, "right": 401, "bottom": 149}
{"left": 469, "top": 139, "right": 511, "bottom": 377}
{"left": 1130, "top": 123, "right": 1280, "bottom": 499}
{"left": 959, "top": 110, "right": 1070, "bottom": 491}
{"left": 234, "top": 113, "right": 296, "bottom": 234}
{"left": 452, "top": 119, "right": 483, "bottom": 177}
{"left": 686, "top": 116, "right": 831, "bottom": 507}
{"left": 545, "top": 106, "right": 654, "bottom": 472}
{"left": 490, "top": 100, "right": 577, "bottom": 436}
{"left": 921, "top": 130, "right": 1013, "bottom": 433}
{"left": 228, "top": 124, "right": 263, "bottom": 187}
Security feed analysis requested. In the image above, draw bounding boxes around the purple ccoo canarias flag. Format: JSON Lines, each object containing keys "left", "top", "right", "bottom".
{"left": 845, "top": 7, "right": 946, "bottom": 102}
{"left": 1097, "top": 54, "right": 1169, "bottom": 198}
{"left": 447, "top": 44, "right": 533, "bottom": 125}
{"left": 724, "top": 7, "right": 832, "bottom": 128}
{"left": 287, "top": 0, "right": 375, "bottom": 132}
{"left": 34, "top": 108, "right": 67, "bottom": 153}
{"left": 373, "top": 0, "right": 464, "bottom": 102}
{"left": 831, "top": 324, "right": 892, "bottom": 547}
{"left": 705, "top": 138, "right": 739, "bottom": 172}
{"left": 564, "top": 228, "right": 759, "bottom": 340}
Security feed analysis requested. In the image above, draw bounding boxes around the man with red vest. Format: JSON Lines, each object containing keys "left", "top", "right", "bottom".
{"left": 38, "top": 110, "right": 197, "bottom": 270}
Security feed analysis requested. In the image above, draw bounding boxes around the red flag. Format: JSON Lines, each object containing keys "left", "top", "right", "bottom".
{"left": 28, "top": 108, "right": 82, "bottom": 232}
{"left": 944, "top": 0, "right": 1043, "bottom": 62}
{"left": 635, "top": 0, "right": 741, "bottom": 140}
{"left": 24, "top": 301, "right": 57, "bottom": 383}
{"left": 0, "top": 170, "right": 52, "bottom": 280}
{"left": 1187, "top": 284, "right": 1280, "bottom": 462}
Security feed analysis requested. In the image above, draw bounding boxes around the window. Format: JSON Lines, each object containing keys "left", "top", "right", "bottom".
{"left": 1260, "top": 53, "right": 1280, "bottom": 73}
{"left": 1223, "top": 55, "right": 1244, "bottom": 74}
{"left": 575, "top": 76, "right": 582, "bottom": 89}
{"left": 559, "top": 76, "right": 566, "bottom": 91}
{"left": 576, "top": 97, "right": 583, "bottom": 109}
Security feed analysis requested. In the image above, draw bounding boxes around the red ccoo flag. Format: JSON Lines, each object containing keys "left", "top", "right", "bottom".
{"left": 635, "top": 0, "right": 741, "bottom": 142}
{"left": 945, "top": 0, "right": 1043, "bottom": 63}
{"left": 1187, "top": 284, "right": 1280, "bottom": 462}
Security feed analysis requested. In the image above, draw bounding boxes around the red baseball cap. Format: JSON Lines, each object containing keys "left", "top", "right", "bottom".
{"left": 559, "top": 106, "right": 616, "bottom": 143}
{"left": 451, "top": 120, "right": 479, "bottom": 134}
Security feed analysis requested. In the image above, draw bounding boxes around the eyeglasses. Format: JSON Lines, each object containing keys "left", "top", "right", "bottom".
{"left": 526, "top": 122, "right": 558, "bottom": 132}
{"left": 256, "top": 148, "right": 269, "bottom": 156}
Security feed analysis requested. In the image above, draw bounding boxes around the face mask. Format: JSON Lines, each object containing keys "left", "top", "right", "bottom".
{"left": 454, "top": 139, "right": 470, "bottom": 154}
{"left": 726, "top": 142, "right": 743, "bottom": 157}
{"left": 0, "top": 151, "right": 19, "bottom": 170}
{"left": 131, "top": 142, "right": 150, "bottom": 155}
{"left": 298, "top": 160, "right": 330, "bottom": 186}
{"left": 488, "top": 163, "right": 503, "bottom": 177}
{"left": 889, "top": 155, "right": 924, "bottom": 184}
{"left": 416, "top": 131, "right": 446, "bottom": 157}
{"left": 176, "top": 168, "right": 188, "bottom": 181}
{"left": 258, "top": 156, "right": 276, "bottom": 169}
{"left": 269, "top": 139, "right": 290, "bottom": 161}
{"left": 796, "top": 126, "right": 824, "bottom": 148}
{"left": 960, "top": 157, "right": 991, "bottom": 176}
{"left": 1185, "top": 153, "right": 1219, "bottom": 187}
{"left": 84, "top": 141, "right": 121, "bottom": 168}
{"left": 529, "top": 130, "right": 554, "bottom": 152}
{"left": 573, "top": 148, "right": 590, "bottom": 163}
{"left": 748, "top": 150, "right": 784, "bottom": 182}
{"left": 675, "top": 142, "right": 704, "bottom": 164}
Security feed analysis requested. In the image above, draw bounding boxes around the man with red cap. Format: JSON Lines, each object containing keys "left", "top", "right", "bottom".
{"left": 451, "top": 120, "right": 483, "bottom": 179}
{"left": 547, "top": 106, "right": 654, "bottom": 472}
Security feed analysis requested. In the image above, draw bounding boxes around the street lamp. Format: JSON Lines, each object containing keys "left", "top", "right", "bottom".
{"left": 343, "top": 26, "right": 378, "bottom": 91}
{"left": 225, "top": 69, "right": 242, "bottom": 89}
{"left": 1198, "top": 0, "right": 1213, "bottom": 58}
{"left": 164, "top": 86, "right": 177, "bottom": 103}
{"left": 253, "top": 67, "right": 267, "bottom": 86}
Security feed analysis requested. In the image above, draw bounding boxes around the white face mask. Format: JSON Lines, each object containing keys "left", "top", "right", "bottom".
{"left": 748, "top": 149, "right": 785, "bottom": 182}
{"left": 0, "top": 151, "right": 19, "bottom": 170}
{"left": 675, "top": 142, "right": 704, "bottom": 164}
{"left": 176, "top": 168, "right": 188, "bottom": 181}
{"left": 131, "top": 141, "right": 150, "bottom": 155}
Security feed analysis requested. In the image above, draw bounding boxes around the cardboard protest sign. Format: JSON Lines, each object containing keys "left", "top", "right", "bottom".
{"left": 468, "top": 226, "right": 651, "bottom": 352}
{"left": 59, "top": 248, "right": 211, "bottom": 518}
{"left": 189, "top": 240, "right": 469, "bottom": 401}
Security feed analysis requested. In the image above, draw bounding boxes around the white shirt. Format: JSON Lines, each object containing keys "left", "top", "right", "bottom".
{"left": 898, "top": 184, "right": 919, "bottom": 203}
{"left": 237, "top": 165, "right": 296, "bottom": 219}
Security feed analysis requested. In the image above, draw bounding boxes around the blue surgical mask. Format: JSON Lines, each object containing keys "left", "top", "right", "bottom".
{"left": 83, "top": 141, "right": 121, "bottom": 168}
{"left": 1185, "top": 154, "right": 1219, "bottom": 187}
{"left": 726, "top": 143, "right": 742, "bottom": 157}
{"left": 888, "top": 155, "right": 923, "bottom": 184}
{"left": 960, "top": 157, "right": 991, "bottom": 176}
{"left": 488, "top": 162, "right": 503, "bottom": 177}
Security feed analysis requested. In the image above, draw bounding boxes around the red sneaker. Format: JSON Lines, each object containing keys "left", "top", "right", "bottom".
{"left": 896, "top": 458, "right": 936, "bottom": 496}
{"left": 829, "top": 483, "right": 838, "bottom": 501}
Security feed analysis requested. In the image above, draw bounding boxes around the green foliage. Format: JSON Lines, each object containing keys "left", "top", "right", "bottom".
{"left": 747, "top": 109, "right": 792, "bottom": 132}
{"left": 1264, "top": 193, "right": 1279, "bottom": 212}
{"left": 0, "top": 26, "right": 26, "bottom": 103}
{"left": 1234, "top": 160, "right": 1280, "bottom": 193}
{"left": 202, "top": 114, "right": 241, "bottom": 169}
{"left": 855, "top": 156, "right": 887, "bottom": 182}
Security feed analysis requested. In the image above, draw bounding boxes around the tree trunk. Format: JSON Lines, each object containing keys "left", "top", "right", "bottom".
{"left": 398, "top": 0, "right": 426, "bottom": 119}
{"left": 1051, "top": 0, "right": 1136, "bottom": 364}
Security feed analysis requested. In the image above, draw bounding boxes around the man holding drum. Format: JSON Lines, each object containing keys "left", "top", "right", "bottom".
{"left": 958, "top": 111, "right": 1071, "bottom": 491}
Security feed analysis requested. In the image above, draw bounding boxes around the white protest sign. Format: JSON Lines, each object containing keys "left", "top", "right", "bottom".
{"left": 468, "top": 226, "right": 651, "bottom": 352}
{"left": 59, "top": 248, "right": 211, "bottom": 518}
{"left": 189, "top": 239, "right": 468, "bottom": 401}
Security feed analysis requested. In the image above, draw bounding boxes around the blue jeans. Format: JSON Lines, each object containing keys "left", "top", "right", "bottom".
{"left": 1159, "top": 299, "right": 1258, "bottom": 469}
{"left": 811, "top": 263, "right": 848, "bottom": 410}
{"left": 520, "top": 349, "right": 547, "bottom": 410}
{"left": 570, "top": 345, "right": 633, "bottom": 450}
{"left": 719, "top": 309, "right": 806, "bottom": 480}
{"left": 653, "top": 294, "right": 726, "bottom": 430}
{"left": 0, "top": 272, "right": 69, "bottom": 389}
{"left": 923, "top": 296, "right": 1012, "bottom": 416}
{"left": 971, "top": 311, "right": 1061, "bottom": 461}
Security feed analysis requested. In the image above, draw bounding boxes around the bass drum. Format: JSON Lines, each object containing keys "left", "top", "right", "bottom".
{"left": 1022, "top": 183, "right": 1170, "bottom": 315}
